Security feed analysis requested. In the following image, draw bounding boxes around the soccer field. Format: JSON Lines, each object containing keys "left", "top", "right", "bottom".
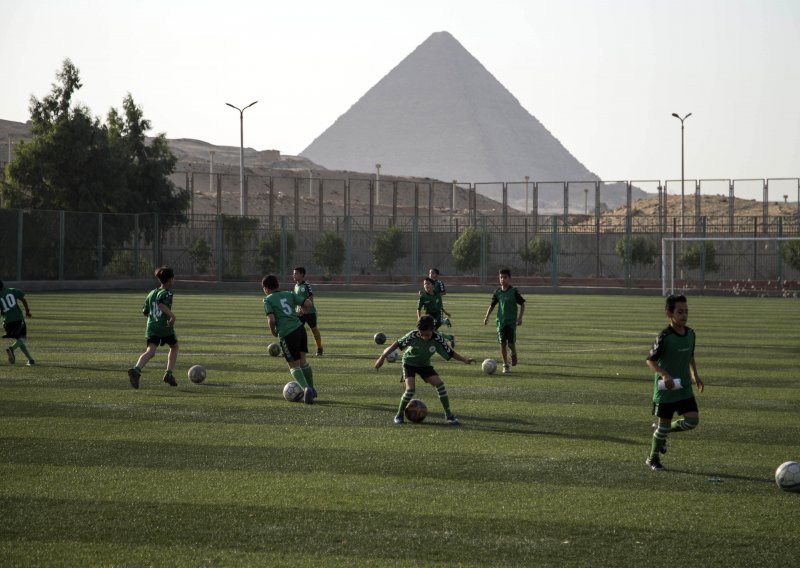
{"left": 1, "top": 290, "right": 798, "bottom": 566}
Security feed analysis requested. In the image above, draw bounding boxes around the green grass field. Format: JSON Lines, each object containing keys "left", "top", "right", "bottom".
{"left": 1, "top": 290, "right": 798, "bottom": 566}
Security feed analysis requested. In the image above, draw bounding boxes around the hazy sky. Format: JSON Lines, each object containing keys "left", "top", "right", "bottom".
{"left": 2, "top": 0, "right": 799, "bottom": 199}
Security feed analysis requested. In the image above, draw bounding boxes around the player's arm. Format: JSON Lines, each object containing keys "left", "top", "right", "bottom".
{"left": 20, "top": 297, "right": 31, "bottom": 318}
{"left": 299, "top": 298, "right": 312, "bottom": 316}
{"left": 267, "top": 313, "right": 278, "bottom": 337}
{"left": 689, "top": 356, "right": 704, "bottom": 393}
{"left": 516, "top": 303, "right": 525, "bottom": 325}
{"left": 451, "top": 350, "right": 474, "bottom": 365}
{"left": 515, "top": 291, "right": 525, "bottom": 325}
{"left": 375, "top": 341, "right": 399, "bottom": 370}
{"left": 646, "top": 359, "right": 677, "bottom": 389}
{"left": 483, "top": 299, "right": 497, "bottom": 325}
{"left": 157, "top": 302, "right": 175, "bottom": 326}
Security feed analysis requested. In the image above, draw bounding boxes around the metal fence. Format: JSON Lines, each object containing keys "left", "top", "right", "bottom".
{"left": 2, "top": 208, "right": 798, "bottom": 290}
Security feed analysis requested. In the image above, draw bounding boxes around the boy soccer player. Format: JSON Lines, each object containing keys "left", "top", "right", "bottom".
{"left": 263, "top": 274, "right": 317, "bottom": 404}
{"left": 417, "top": 277, "right": 455, "bottom": 345}
{"left": 292, "top": 266, "right": 324, "bottom": 356}
{"left": 426, "top": 268, "right": 450, "bottom": 326}
{"left": 483, "top": 268, "right": 525, "bottom": 374}
{"left": 128, "top": 266, "right": 179, "bottom": 389}
{"left": 375, "top": 314, "right": 474, "bottom": 425}
{"left": 645, "top": 294, "right": 705, "bottom": 471}
{"left": 1, "top": 280, "right": 35, "bottom": 366}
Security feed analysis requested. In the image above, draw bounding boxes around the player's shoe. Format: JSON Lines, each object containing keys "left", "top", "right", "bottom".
{"left": 26, "top": 359, "right": 35, "bottom": 366}
{"left": 511, "top": 352, "right": 518, "bottom": 366}
{"left": 446, "top": 414, "right": 461, "bottom": 426}
{"left": 502, "top": 363, "right": 510, "bottom": 375}
{"left": 303, "top": 387, "right": 315, "bottom": 405}
{"left": 316, "top": 348, "right": 324, "bottom": 356}
{"left": 6, "top": 347, "right": 15, "bottom": 364}
{"left": 163, "top": 372, "right": 178, "bottom": 387}
{"left": 393, "top": 415, "right": 404, "bottom": 425}
{"left": 310, "top": 387, "right": 318, "bottom": 398}
{"left": 128, "top": 367, "right": 141, "bottom": 389}
{"left": 444, "top": 318, "right": 452, "bottom": 328}
{"left": 646, "top": 456, "right": 665, "bottom": 471}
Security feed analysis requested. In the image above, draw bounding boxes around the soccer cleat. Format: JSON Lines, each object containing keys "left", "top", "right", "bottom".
{"left": 6, "top": 347, "right": 16, "bottom": 364}
{"left": 446, "top": 414, "right": 461, "bottom": 426}
{"left": 316, "top": 348, "right": 324, "bottom": 356}
{"left": 511, "top": 351, "right": 518, "bottom": 366}
{"left": 393, "top": 415, "right": 404, "bottom": 425}
{"left": 128, "top": 367, "right": 141, "bottom": 389}
{"left": 311, "top": 387, "right": 318, "bottom": 398}
{"left": 444, "top": 318, "right": 452, "bottom": 328}
{"left": 646, "top": 456, "right": 665, "bottom": 471}
{"left": 163, "top": 372, "right": 178, "bottom": 387}
{"left": 502, "top": 364, "right": 510, "bottom": 374}
{"left": 26, "top": 360, "right": 35, "bottom": 366}
{"left": 303, "top": 387, "right": 315, "bottom": 404}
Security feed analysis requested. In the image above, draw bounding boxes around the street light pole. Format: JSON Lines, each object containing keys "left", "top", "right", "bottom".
{"left": 375, "top": 163, "right": 381, "bottom": 206}
{"left": 671, "top": 112, "right": 692, "bottom": 236}
{"left": 226, "top": 100, "right": 258, "bottom": 216}
{"left": 524, "top": 176, "right": 530, "bottom": 214}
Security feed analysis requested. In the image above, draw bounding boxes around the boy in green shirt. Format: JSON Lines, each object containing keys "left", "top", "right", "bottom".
{"left": 645, "top": 294, "right": 705, "bottom": 471}
{"left": 483, "top": 268, "right": 525, "bottom": 374}
{"left": 292, "top": 266, "right": 324, "bottom": 356}
{"left": 263, "top": 274, "right": 317, "bottom": 404}
{"left": 1, "top": 280, "right": 35, "bottom": 366}
{"left": 417, "top": 277, "right": 455, "bottom": 346}
{"left": 375, "top": 315, "right": 474, "bottom": 425}
{"left": 128, "top": 266, "right": 179, "bottom": 389}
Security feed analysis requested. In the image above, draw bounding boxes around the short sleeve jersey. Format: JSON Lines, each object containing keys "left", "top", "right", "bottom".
{"left": 648, "top": 325, "right": 696, "bottom": 403}
{"left": 0, "top": 287, "right": 26, "bottom": 323}
{"left": 397, "top": 330, "right": 453, "bottom": 367}
{"left": 433, "top": 279, "right": 446, "bottom": 295}
{"left": 293, "top": 281, "right": 317, "bottom": 315}
{"left": 490, "top": 286, "right": 525, "bottom": 328}
{"left": 417, "top": 292, "right": 443, "bottom": 317}
{"left": 264, "top": 290, "right": 304, "bottom": 338}
{"left": 143, "top": 288, "right": 174, "bottom": 338}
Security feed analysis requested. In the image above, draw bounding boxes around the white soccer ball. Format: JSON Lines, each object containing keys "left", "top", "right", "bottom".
{"left": 386, "top": 349, "right": 400, "bottom": 363}
{"left": 283, "top": 380, "right": 304, "bottom": 402}
{"left": 481, "top": 358, "right": 497, "bottom": 375}
{"left": 188, "top": 364, "right": 206, "bottom": 384}
{"left": 775, "top": 461, "right": 800, "bottom": 492}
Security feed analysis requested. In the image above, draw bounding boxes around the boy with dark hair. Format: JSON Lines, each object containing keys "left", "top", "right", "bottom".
{"left": 418, "top": 277, "right": 455, "bottom": 346}
{"left": 292, "top": 266, "right": 324, "bottom": 356}
{"left": 263, "top": 274, "right": 317, "bottom": 404}
{"left": 428, "top": 268, "right": 446, "bottom": 296}
{"left": 645, "top": 294, "right": 705, "bottom": 471}
{"left": 375, "top": 314, "right": 474, "bottom": 425}
{"left": 1, "top": 280, "right": 35, "bottom": 366}
{"left": 483, "top": 268, "right": 525, "bottom": 374}
{"left": 128, "top": 266, "right": 179, "bottom": 389}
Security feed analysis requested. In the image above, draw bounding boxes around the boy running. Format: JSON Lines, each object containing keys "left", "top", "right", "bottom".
{"left": 1, "top": 280, "right": 35, "bottom": 366}
{"left": 645, "top": 294, "right": 705, "bottom": 471}
{"left": 417, "top": 277, "right": 455, "bottom": 345}
{"left": 375, "top": 315, "right": 474, "bottom": 425}
{"left": 292, "top": 266, "right": 324, "bottom": 356}
{"left": 263, "top": 274, "right": 317, "bottom": 404}
{"left": 128, "top": 266, "right": 179, "bottom": 389}
{"left": 483, "top": 268, "right": 525, "bottom": 375}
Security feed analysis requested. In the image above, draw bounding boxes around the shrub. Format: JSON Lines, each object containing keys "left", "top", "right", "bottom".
{"left": 452, "top": 227, "right": 487, "bottom": 273}
{"left": 783, "top": 240, "right": 800, "bottom": 272}
{"left": 312, "top": 232, "right": 345, "bottom": 278}
{"left": 188, "top": 238, "right": 213, "bottom": 274}
{"left": 370, "top": 225, "right": 406, "bottom": 274}
{"left": 258, "top": 230, "right": 296, "bottom": 275}
{"left": 615, "top": 236, "right": 659, "bottom": 266}
{"left": 678, "top": 242, "right": 719, "bottom": 272}
{"left": 519, "top": 238, "right": 552, "bottom": 267}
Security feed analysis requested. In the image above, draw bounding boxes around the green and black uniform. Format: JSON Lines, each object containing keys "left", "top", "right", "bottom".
{"left": 489, "top": 286, "right": 525, "bottom": 343}
{"left": 264, "top": 290, "right": 315, "bottom": 392}
{"left": 394, "top": 330, "right": 456, "bottom": 420}
{"left": 417, "top": 292, "right": 445, "bottom": 328}
{"left": 142, "top": 288, "right": 177, "bottom": 344}
{"left": 1, "top": 286, "right": 34, "bottom": 364}
{"left": 293, "top": 280, "right": 318, "bottom": 327}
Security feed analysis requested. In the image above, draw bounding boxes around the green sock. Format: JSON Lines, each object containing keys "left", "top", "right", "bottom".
{"left": 436, "top": 383, "right": 451, "bottom": 415}
{"left": 650, "top": 424, "right": 669, "bottom": 458}
{"left": 397, "top": 389, "right": 415, "bottom": 417}
{"left": 670, "top": 416, "right": 699, "bottom": 432}
{"left": 290, "top": 367, "right": 308, "bottom": 388}
{"left": 12, "top": 339, "right": 32, "bottom": 361}
{"left": 301, "top": 363, "right": 314, "bottom": 389}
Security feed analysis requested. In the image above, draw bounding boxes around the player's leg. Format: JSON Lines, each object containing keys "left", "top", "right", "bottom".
{"left": 670, "top": 408, "right": 700, "bottom": 433}
{"left": 310, "top": 325, "right": 323, "bottom": 355}
{"left": 508, "top": 326, "right": 518, "bottom": 366}
{"left": 163, "top": 340, "right": 178, "bottom": 386}
{"left": 129, "top": 342, "right": 158, "bottom": 389}
{"left": 395, "top": 374, "right": 417, "bottom": 424}
{"left": 426, "top": 372, "right": 459, "bottom": 425}
{"left": 647, "top": 404, "right": 673, "bottom": 471}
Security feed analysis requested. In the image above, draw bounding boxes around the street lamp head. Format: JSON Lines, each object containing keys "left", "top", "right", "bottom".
{"left": 671, "top": 112, "right": 680, "bottom": 118}
{"left": 225, "top": 102, "right": 238, "bottom": 110}
{"left": 685, "top": 112, "right": 692, "bottom": 119}
{"left": 244, "top": 100, "right": 258, "bottom": 110}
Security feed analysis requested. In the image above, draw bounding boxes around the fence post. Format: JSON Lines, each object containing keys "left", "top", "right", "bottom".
{"left": 268, "top": 176, "right": 274, "bottom": 227}
{"left": 502, "top": 182, "right": 508, "bottom": 231}
{"left": 16, "top": 210, "right": 23, "bottom": 280}
{"left": 777, "top": 217, "right": 783, "bottom": 288}
{"left": 345, "top": 216, "right": 352, "bottom": 284}
{"left": 280, "top": 216, "right": 287, "bottom": 278}
{"left": 294, "top": 177, "right": 300, "bottom": 231}
{"left": 532, "top": 182, "right": 539, "bottom": 234}
{"left": 480, "top": 216, "right": 488, "bottom": 286}
{"left": 134, "top": 214, "right": 140, "bottom": 278}
{"left": 700, "top": 216, "right": 707, "bottom": 289}
{"left": 411, "top": 216, "right": 419, "bottom": 279}
{"left": 550, "top": 216, "right": 559, "bottom": 288}
{"left": 215, "top": 214, "right": 223, "bottom": 282}
{"left": 59, "top": 210, "right": 65, "bottom": 281}
{"left": 624, "top": 214, "right": 632, "bottom": 288}
{"left": 97, "top": 213, "right": 103, "bottom": 280}
{"left": 728, "top": 180, "right": 735, "bottom": 231}
{"left": 318, "top": 177, "right": 324, "bottom": 232}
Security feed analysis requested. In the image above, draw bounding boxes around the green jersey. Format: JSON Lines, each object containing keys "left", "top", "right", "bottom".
{"left": 396, "top": 330, "right": 453, "bottom": 367}
{"left": 489, "top": 286, "right": 525, "bottom": 328}
{"left": 417, "top": 292, "right": 443, "bottom": 319}
{"left": 433, "top": 279, "right": 445, "bottom": 295}
{"left": 142, "top": 287, "right": 175, "bottom": 338}
{"left": 293, "top": 281, "right": 317, "bottom": 315}
{"left": 648, "top": 325, "right": 696, "bottom": 403}
{"left": 0, "top": 287, "right": 26, "bottom": 323}
{"left": 264, "top": 290, "right": 305, "bottom": 338}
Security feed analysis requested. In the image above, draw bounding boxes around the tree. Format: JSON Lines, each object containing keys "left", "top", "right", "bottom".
{"left": 188, "top": 238, "right": 213, "bottom": 274}
{"left": 519, "top": 238, "right": 552, "bottom": 270}
{"left": 370, "top": 225, "right": 406, "bottom": 274}
{"left": 678, "top": 242, "right": 720, "bottom": 272}
{"left": 312, "top": 232, "right": 345, "bottom": 278}
{"left": 451, "top": 227, "right": 487, "bottom": 273}
{"left": 258, "top": 229, "right": 296, "bottom": 274}
{"left": 783, "top": 240, "right": 800, "bottom": 272}
{"left": 615, "top": 236, "right": 659, "bottom": 266}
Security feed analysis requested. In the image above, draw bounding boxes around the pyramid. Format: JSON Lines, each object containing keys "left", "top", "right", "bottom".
{"left": 301, "top": 31, "right": 617, "bottom": 207}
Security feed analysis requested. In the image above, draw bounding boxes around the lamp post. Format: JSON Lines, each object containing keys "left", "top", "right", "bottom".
{"left": 584, "top": 187, "right": 589, "bottom": 215}
{"left": 226, "top": 100, "right": 258, "bottom": 216}
{"left": 671, "top": 112, "right": 692, "bottom": 236}
{"left": 524, "top": 176, "right": 530, "bottom": 214}
{"left": 375, "top": 163, "right": 381, "bottom": 206}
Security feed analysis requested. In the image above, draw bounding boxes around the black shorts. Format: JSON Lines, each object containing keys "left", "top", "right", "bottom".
{"left": 2, "top": 319, "right": 27, "bottom": 340}
{"left": 402, "top": 363, "right": 438, "bottom": 383}
{"left": 653, "top": 397, "right": 699, "bottom": 420}
{"left": 280, "top": 325, "right": 308, "bottom": 362}
{"left": 146, "top": 334, "right": 178, "bottom": 347}
{"left": 299, "top": 312, "right": 318, "bottom": 329}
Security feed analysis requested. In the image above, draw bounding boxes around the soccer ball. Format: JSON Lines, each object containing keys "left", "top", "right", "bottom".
{"left": 283, "top": 381, "right": 304, "bottom": 402}
{"left": 481, "top": 358, "right": 497, "bottom": 375}
{"left": 386, "top": 349, "right": 400, "bottom": 363}
{"left": 374, "top": 332, "right": 387, "bottom": 345}
{"left": 775, "top": 461, "right": 800, "bottom": 492}
{"left": 268, "top": 343, "right": 282, "bottom": 357}
{"left": 188, "top": 364, "right": 206, "bottom": 384}
{"left": 404, "top": 399, "right": 428, "bottom": 423}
